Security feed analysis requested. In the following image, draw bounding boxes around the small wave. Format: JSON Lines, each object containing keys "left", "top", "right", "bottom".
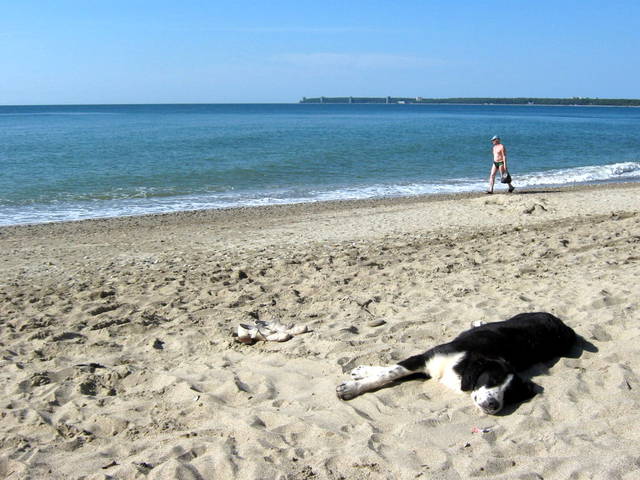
{"left": 517, "top": 161, "right": 640, "bottom": 186}
{"left": 1, "top": 162, "right": 638, "bottom": 226}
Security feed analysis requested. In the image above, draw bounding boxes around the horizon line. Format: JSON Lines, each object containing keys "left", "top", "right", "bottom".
{"left": 2, "top": 96, "right": 640, "bottom": 108}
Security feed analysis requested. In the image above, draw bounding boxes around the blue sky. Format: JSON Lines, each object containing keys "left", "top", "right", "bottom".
{"left": 1, "top": 0, "right": 638, "bottom": 104}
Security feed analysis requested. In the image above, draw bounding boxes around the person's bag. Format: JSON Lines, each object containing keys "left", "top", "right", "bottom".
{"left": 500, "top": 170, "right": 512, "bottom": 184}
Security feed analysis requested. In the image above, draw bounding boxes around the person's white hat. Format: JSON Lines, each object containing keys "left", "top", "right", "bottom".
{"left": 490, "top": 135, "right": 500, "bottom": 141}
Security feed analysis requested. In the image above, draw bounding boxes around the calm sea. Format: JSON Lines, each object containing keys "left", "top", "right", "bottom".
{"left": 1, "top": 103, "right": 639, "bottom": 226}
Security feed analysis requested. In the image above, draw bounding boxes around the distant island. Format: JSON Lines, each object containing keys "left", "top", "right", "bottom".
{"left": 299, "top": 96, "right": 640, "bottom": 106}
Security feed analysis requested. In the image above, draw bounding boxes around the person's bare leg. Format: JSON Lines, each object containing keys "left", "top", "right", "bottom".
{"left": 487, "top": 165, "right": 498, "bottom": 193}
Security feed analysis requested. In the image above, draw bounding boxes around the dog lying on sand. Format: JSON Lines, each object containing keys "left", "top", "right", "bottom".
{"left": 336, "top": 312, "right": 577, "bottom": 414}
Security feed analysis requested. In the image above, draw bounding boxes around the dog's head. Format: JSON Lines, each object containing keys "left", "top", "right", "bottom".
{"left": 461, "top": 356, "right": 537, "bottom": 414}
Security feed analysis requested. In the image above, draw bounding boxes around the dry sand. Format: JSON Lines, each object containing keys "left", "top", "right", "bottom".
{"left": 1, "top": 184, "right": 640, "bottom": 479}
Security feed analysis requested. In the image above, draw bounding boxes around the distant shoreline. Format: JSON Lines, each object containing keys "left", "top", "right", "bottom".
{"left": 299, "top": 96, "right": 640, "bottom": 107}
{"left": 2, "top": 98, "right": 640, "bottom": 108}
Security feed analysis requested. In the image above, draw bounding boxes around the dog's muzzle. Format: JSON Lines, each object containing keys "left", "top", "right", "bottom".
{"left": 479, "top": 398, "right": 502, "bottom": 414}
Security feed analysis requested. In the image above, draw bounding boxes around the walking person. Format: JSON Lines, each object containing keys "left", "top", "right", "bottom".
{"left": 487, "top": 135, "right": 515, "bottom": 194}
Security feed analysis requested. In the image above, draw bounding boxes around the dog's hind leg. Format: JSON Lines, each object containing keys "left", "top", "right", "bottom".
{"left": 336, "top": 354, "right": 428, "bottom": 400}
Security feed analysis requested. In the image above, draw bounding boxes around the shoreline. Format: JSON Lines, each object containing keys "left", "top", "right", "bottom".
{"left": 2, "top": 181, "right": 640, "bottom": 479}
{"left": 2, "top": 181, "right": 639, "bottom": 235}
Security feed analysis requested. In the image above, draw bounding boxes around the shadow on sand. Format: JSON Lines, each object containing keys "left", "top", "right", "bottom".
{"left": 496, "top": 335, "right": 598, "bottom": 415}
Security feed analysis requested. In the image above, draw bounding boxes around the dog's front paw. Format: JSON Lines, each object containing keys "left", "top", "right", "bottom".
{"left": 336, "top": 381, "right": 361, "bottom": 400}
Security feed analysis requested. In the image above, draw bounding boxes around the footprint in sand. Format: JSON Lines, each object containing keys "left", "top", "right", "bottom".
{"left": 589, "top": 291, "right": 625, "bottom": 310}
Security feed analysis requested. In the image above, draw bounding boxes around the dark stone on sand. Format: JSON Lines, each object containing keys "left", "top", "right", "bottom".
{"left": 340, "top": 326, "right": 359, "bottom": 334}
{"left": 89, "top": 304, "right": 120, "bottom": 316}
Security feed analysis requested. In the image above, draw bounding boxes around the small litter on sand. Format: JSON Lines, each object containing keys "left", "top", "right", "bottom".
{"left": 235, "top": 320, "right": 309, "bottom": 344}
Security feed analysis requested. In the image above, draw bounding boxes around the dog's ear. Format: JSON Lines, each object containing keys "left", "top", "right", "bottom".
{"left": 460, "top": 364, "right": 480, "bottom": 392}
{"left": 459, "top": 356, "right": 489, "bottom": 392}
{"left": 459, "top": 356, "right": 512, "bottom": 392}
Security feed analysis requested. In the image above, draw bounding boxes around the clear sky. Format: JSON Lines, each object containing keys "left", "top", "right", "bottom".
{"left": 2, "top": 0, "right": 638, "bottom": 104}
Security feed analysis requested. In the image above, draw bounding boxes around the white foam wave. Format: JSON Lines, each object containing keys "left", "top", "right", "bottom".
{"left": 1, "top": 162, "right": 638, "bottom": 226}
{"left": 516, "top": 161, "right": 640, "bottom": 186}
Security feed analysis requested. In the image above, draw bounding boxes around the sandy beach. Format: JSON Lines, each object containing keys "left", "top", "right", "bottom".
{"left": 2, "top": 183, "right": 640, "bottom": 480}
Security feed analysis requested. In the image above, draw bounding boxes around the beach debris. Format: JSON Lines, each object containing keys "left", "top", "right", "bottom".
{"left": 236, "top": 320, "right": 308, "bottom": 344}
{"left": 133, "top": 462, "right": 154, "bottom": 474}
{"left": 367, "top": 318, "right": 387, "bottom": 327}
{"left": 340, "top": 326, "right": 359, "bottom": 334}
{"left": 101, "top": 460, "right": 118, "bottom": 470}
{"left": 75, "top": 362, "right": 107, "bottom": 373}
{"left": 471, "top": 426, "right": 494, "bottom": 434}
{"left": 523, "top": 203, "right": 548, "bottom": 215}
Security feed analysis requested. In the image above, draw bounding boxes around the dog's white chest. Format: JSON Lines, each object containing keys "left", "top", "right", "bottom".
{"left": 425, "top": 352, "right": 465, "bottom": 392}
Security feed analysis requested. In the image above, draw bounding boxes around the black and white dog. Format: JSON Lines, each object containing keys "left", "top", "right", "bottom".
{"left": 336, "top": 312, "right": 576, "bottom": 414}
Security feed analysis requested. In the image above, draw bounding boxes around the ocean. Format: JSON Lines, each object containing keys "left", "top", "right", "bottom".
{"left": 1, "top": 103, "right": 639, "bottom": 226}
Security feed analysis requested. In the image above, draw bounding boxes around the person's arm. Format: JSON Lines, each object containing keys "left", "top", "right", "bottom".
{"left": 502, "top": 146, "right": 508, "bottom": 170}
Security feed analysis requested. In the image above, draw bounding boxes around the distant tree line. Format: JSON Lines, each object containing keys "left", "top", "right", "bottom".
{"left": 299, "top": 96, "right": 640, "bottom": 106}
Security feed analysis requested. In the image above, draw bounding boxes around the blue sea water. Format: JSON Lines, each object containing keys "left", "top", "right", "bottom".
{"left": 1, "top": 103, "right": 639, "bottom": 226}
